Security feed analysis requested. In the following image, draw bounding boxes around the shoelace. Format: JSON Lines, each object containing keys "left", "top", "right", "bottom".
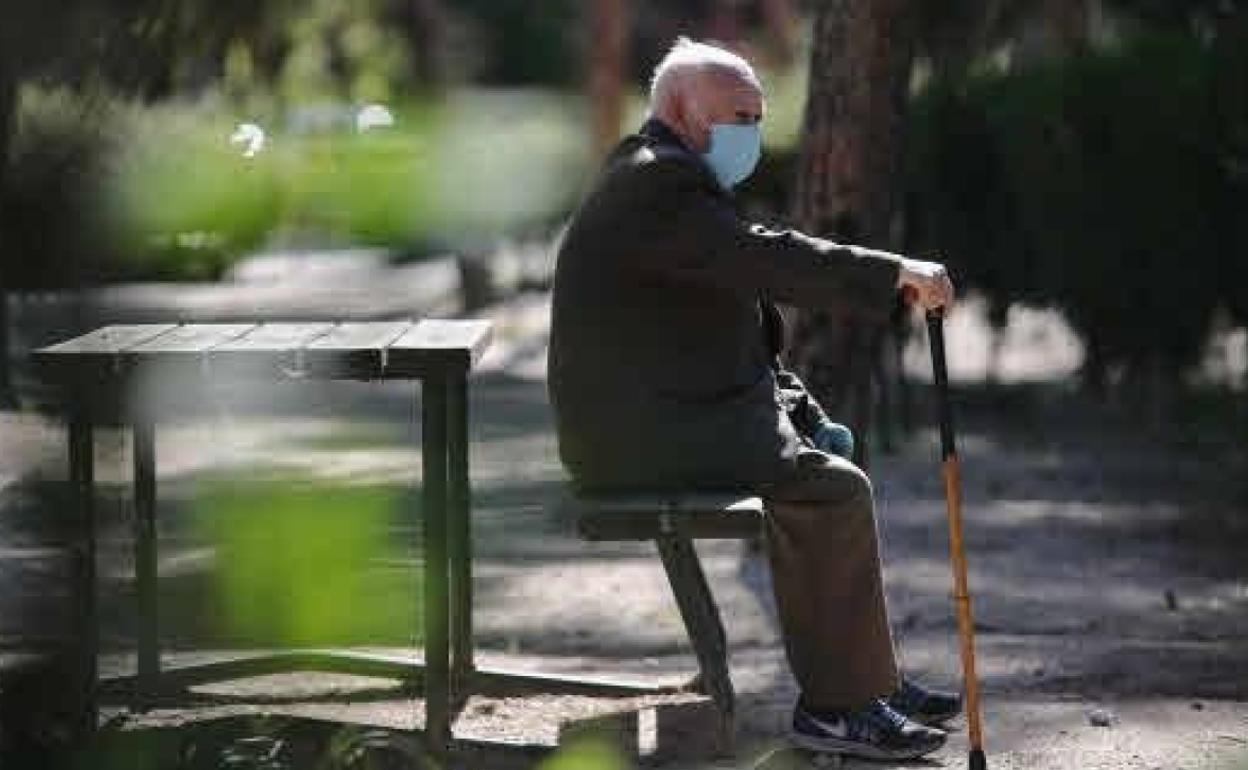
{"left": 798, "top": 701, "right": 909, "bottom": 742}
{"left": 866, "top": 701, "right": 909, "bottom": 733}
{"left": 892, "top": 681, "right": 924, "bottom": 711}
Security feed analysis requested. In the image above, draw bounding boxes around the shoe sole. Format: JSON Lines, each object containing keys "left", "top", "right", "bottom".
{"left": 788, "top": 728, "right": 946, "bottom": 761}
{"left": 912, "top": 710, "right": 962, "bottom": 728}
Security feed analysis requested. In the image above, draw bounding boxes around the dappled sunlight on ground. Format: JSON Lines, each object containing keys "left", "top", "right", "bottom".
{"left": 899, "top": 296, "right": 1086, "bottom": 384}
{"left": 2, "top": 288, "right": 1247, "bottom": 767}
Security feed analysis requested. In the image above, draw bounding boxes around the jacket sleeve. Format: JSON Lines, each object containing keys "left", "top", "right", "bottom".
{"left": 774, "top": 367, "right": 832, "bottom": 439}
{"left": 631, "top": 156, "right": 902, "bottom": 321}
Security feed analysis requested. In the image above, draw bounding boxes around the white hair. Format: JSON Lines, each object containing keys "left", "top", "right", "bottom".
{"left": 648, "top": 37, "right": 759, "bottom": 116}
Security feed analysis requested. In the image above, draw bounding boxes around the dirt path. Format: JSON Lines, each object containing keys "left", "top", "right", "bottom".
{"left": 2, "top": 290, "right": 1246, "bottom": 769}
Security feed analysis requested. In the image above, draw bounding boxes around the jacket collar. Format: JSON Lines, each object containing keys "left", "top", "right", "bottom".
{"left": 637, "top": 118, "right": 728, "bottom": 197}
{"left": 639, "top": 117, "right": 694, "bottom": 156}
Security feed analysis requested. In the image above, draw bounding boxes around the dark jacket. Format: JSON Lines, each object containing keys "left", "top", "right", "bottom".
{"left": 547, "top": 120, "right": 900, "bottom": 492}
{"left": 761, "top": 300, "right": 836, "bottom": 442}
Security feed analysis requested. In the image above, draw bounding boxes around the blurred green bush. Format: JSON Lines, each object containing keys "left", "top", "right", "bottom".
{"left": 0, "top": 88, "right": 589, "bottom": 285}
{"left": 194, "top": 477, "right": 415, "bottom": 646}
{"left": 904, "top": 31, "right": 1248, "bottom": 390}
{"left": 0, "top": 88, "right": 118, "bottom": 289}
{"left": 105, "top": 105, "right": 285, "bottom": 281}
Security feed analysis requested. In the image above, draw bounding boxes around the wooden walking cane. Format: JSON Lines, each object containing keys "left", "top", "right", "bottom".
{"left": 927, "top": 309, "right": 988, "bottom": 770}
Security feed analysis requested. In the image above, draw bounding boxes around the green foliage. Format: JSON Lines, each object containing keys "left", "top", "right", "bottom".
{"left": 1, "top": 88, "right": 589, "bottom": 286}
{"left": 451, "top": 0, "right": 580, "bottom": 86}
{"left": 906, "top": 31, "right": 1246, "bottom": 387}
{"left": 106, "top": 105, "right": 284, "bottom": 280}
{"left": 296, "top": 129, "right": 437, "bottom": 246}
{"left": 0, "top": 0, "right": 298, "bottom": 100}
{"left": 194, "top": 477, "right": 416, "bottom": 646}
{"left": 430, "top": 90, "right": 588, "bottom": 238}
{"left": 537, "top": 737, "right": 631, "bottom": 770}
{"left": 0, "top": 88, "right": 117, "bottom": 289}
{"left": 0, "top": 0, "right": 595, "bottom": 290}
{"left": 1210, "top": 18, "right": 1248, "bottom": 330}
{"left": 278, "top": 0, "right": 414, "bottom": 103}
{"left": 1104, "top": 0, "right": 1247, "bottom": 29}
{"left": 105, "top": 93, "right": 584, "bottom": 273}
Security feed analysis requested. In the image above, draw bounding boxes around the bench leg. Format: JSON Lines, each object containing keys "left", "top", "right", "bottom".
{"left": 132, "top": 419, "right": 159, "bottom": 710}
{"left": 447, "top": 371, "right": 474, "bottom": 701}
{"left": 655, "top": 535, "right": 734, "bottom": 750}
{"left": 69, "top": 409, "right": 97, "bottom": 737}
{"left": 420, "top": 378, "right": 451, "bottom": 754}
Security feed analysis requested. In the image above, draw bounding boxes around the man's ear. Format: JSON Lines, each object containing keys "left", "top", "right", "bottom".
{"left": 680, "top": 93, "right": 711, "bottom": 153}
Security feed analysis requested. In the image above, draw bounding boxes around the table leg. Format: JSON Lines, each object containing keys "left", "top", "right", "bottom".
{"left": 132, "top": 419, "right": 159, "bottom": 708}
{"left": 447, "top": 371, "right": 474, "bottom": 697}
{"left": 68, "top": 409, "right": 97, "bottom": 737}
{"left": 421, "top": 377, "right": 450, "bottom": 751}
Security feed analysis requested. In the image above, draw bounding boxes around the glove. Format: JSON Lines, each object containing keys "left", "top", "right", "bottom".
{"left": 812, "top": 421, "right": 854, "bottom": 459}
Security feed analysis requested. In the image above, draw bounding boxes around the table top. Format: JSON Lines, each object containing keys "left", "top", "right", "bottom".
{"left": 34, "top": 320, "right": 493, "bottom": 382}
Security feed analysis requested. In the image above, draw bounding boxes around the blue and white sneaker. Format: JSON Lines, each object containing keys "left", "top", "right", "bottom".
{"left": 888, "top": 679, "right": 963, "bottom": 726}
{"left": 790, "top": 699, "right": 947, "bottom": 760}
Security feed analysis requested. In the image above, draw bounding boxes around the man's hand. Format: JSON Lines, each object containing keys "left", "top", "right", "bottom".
{"left": 897, "top": 257, "right": 955, "bottom": 311}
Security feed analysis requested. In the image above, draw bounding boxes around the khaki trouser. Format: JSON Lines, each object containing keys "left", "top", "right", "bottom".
{"left": 761, "top": 448, "right": 900, "bottom": 712}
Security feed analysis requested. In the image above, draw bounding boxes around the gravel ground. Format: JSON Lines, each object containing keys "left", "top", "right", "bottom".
{"left": 2, "top": 288, "right": 1246, "bottom": 769}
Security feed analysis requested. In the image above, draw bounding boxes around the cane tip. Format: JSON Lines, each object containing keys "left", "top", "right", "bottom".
{"left": 969, "top": 747, "right": 987, "bottom": 770}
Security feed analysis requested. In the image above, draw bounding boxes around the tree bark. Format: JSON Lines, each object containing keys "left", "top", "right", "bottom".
{"left": 588, "top": 0, "right": 628, "bottom": 160}
{"left": 1044, "top": 0, "right": 1088, "bottom": 54}
{"left": 759, "top": 0, "right": 799, "bottom": 65}
{"left": 786, "top": 0, "right": 916, "bottom": 467}
{"left": 396, "top": 0, "right": 448, "bottom": 91}
{"left": 0, "top": 292, "right": 12, "bottom": 409}
{"left": 0, "top": 63, "right": 17, "bottom": 408}
{"left": 708, "top": 0, "right": 745, "bottom": 46}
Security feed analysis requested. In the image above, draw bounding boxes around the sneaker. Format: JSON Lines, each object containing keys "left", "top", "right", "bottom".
{"left": 790, "top": 699, "right": 947, "bottom": 761}
{"left": 888, "top": 679, "right": 963, "bottom": 726}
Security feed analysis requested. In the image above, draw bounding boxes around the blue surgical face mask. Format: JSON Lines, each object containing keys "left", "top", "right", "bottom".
{"left": 701, "top": 122, "right": 762, "bottom": 190}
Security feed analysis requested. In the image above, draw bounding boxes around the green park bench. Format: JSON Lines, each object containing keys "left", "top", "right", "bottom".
{"left": 567, "top": 490, "right": 765, "bottom": 748}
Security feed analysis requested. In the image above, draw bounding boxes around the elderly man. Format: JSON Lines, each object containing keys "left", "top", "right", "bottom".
{"left": 548, "top": 38, "right": 958, "bottom": 760}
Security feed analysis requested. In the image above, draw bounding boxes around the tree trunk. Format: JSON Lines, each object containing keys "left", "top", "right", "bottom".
{"left": 407, "top": 0, "right": 448, "bottom": 91}
{"left": 759, "top": 0, "right": 799, "bottom": 65}
{"left": 0, "top": 292, "right": 12, "bottom": 409}
{"left": 1044, "top": 0, "right": 1088, "bottom": 54}
{"left": 0, "top": 63, "right": 18, "bottom": 408}
{"left": 786, "top": 0, "right": 916, "bottom": 467}
{"left": 1081, "top": 329, "right": 1109, "bottom": 400}
{"left": 708, "top": 0, "right": 744, "bottom": 45}
{"left": 588, "top": 0, "right": 627, "bottom": 160}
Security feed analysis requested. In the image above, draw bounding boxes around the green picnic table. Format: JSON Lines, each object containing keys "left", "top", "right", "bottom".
{"left": 34, "top": 319, "right": 491, "bottom": 752}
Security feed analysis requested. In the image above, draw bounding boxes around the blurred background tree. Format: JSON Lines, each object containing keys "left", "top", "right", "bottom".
{"left": 0, "top": 0, "right": 297, "bottom": 403}
{"left": 786, "top": 0, "right": 917, "bottom": 466}
{"left": 902, "top": 0, "right": 1248, "bottom": 407}
{"left": 0, "top": 0, "right": 1245, "bottom": 415}
{"left": 775, "top": 0, "right": 1248, "bottom": 447}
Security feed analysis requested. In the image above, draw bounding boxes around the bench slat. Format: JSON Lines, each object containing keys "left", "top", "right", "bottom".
{"left": 209, "top": 322, "right": 337, "bottom": 352}
{"left": 386, "top": 319, "right": 493, "bottom": 377}
{"left": 34, "top": 324, "right": 181, "bottom": 383}
{"left": 204, "top": 323, "right": 337, "bottom": 378}
{"left": 301, "top": 321, "right": 414, "bottom": 379}
{"left": 125, "top": 323, "right": 258, "bottom": 356}
{"left": 571, "top": 493, "right": 764, "bottom": 541}
{"left": 37, "top": 324, "right": 179, "bottom": 357}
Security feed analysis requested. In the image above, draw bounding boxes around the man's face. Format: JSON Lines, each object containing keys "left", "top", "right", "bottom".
{"left": 687, "top": 70, "right": 765, "bottom": 153}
